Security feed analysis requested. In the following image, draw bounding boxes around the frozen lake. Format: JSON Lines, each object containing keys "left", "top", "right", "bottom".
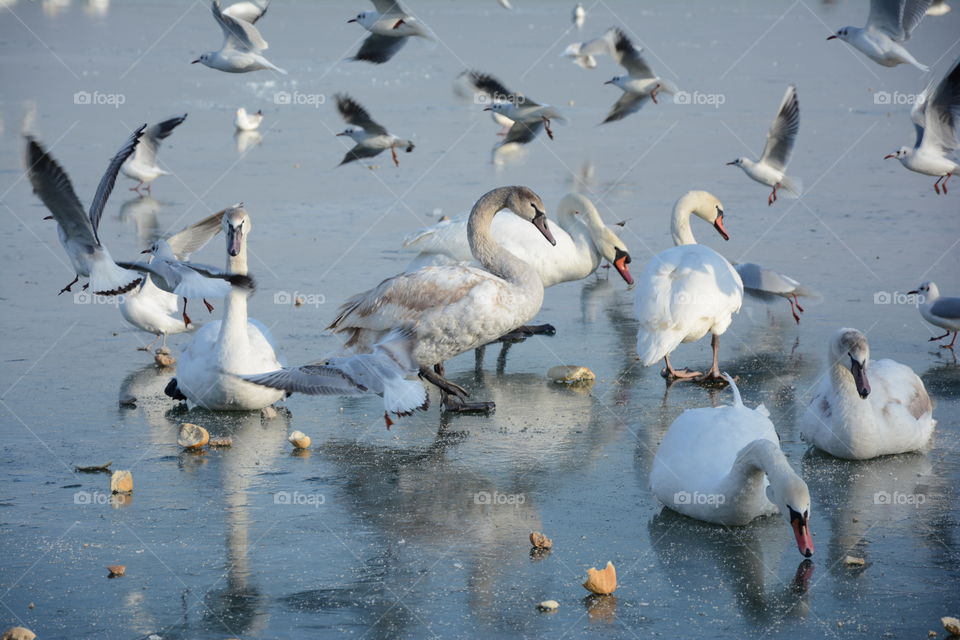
{"left": 1, "top": 0, "right": 959, "bottom": 638}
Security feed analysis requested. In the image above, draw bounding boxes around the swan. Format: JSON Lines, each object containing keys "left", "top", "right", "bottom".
{"left": 909, "top": 281, "right": 960, "bottom": 348}
{"left": 650, "top": 375, "right": 815, "bottom": 557}
{"left": 327, "top": 186, "right": 556, "bottom": 412}
{"left": 801, "top": 328, "right": 936, "bottom": 460}
{"left": 166, "top": 205, "right": 285, "bottom": 411}
{"left": 402, "top": 193, "right": 633, "bottom": 287}
{"left": 634, "top": 191, "right": 743, "bottom": 381}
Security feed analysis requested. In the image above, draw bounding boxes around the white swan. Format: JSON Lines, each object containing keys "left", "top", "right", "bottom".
{"left": 328, "top": 186, "right": 556, "bottom": 411}
{"left": 167, "top": 205, "right": 285, "bottom": 411}
{"left": 801, "top": 328, "right": 936, "bottom": 460}
{"left": 634, "top": 191, "right": 743, "bottom": 380}
{"left": 650, "top": 375, "right": 814, "bottom": 557}
{"left": 402, "top": 193, "right": 633, "bottom": 287}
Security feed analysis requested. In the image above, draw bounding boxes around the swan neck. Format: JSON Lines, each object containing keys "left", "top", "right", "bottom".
{"left": 468, "top": 189, "right": 537, "bottom": 285}
{"left": 219, "top": 237, "right": 249, "bottom": 347}
{"left": 718, "top": 439, "right": 794, "bottom": 504}
{"left": 671, "top": 200, "right": 696, "bottom": 246}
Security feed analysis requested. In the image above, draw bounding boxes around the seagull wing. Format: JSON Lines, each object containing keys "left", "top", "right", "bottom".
{"left": 25, "top": 137, "right": 98, "bottom": 249}
{"left": 900, "top": 0, "right": 932, "bottom": 40}
{"left": 352, "top": 32, "right": 408, "bottom": 64}
{"left": 213, "top": 0, "right": 268, "bottom": 52}
{"left": 602, "top": 92, "right": 652, "bottom": 123}
{"left": 89, "top": 124, "right": 146, "bottom": 242}
{"left": 166, "top": 208, "right": 227, "bottom": 260}
{"left": 918, "top": 58, "right": 960, "bottom": 156}
{"left": 335, "top": 94, "right": 389, "bottom": 135}
{"left": 222, "top": 0, "right": 268, "bottom": 24}
{"left": 372, "top": 0, "right": 406, "bottom": 16}
{"left": 611, "top": 28, "right": 655, "bottom": 79}
{"left": 339, "top": 142, "right": 383, "bottom": 165}
{"left": 502, "top": 119, "right": 544, "bottom": 145}
{"left": 759, "top": 85, "right": 800, "bottom": 172}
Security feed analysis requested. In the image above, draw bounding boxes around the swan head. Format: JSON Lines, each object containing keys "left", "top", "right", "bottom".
{"left": 766, "top": 478, "right": 814, "bottom": 557}
{"left": 883, "top": 146, "right": 910, "bottom": 160}
{"left": 223, "top": 204, "right": 249, "bottom": 258}
{"left": 907, "top": 281, "right": 938, "bottom": 303}
{"left": 831, "top": 328, "right": 871, "bottom": 399}
{"left": 504, "top": 186, "right": 556, "bottom": 246}
{"left": 683, "top": 190, "right": 729, "bottom": 241}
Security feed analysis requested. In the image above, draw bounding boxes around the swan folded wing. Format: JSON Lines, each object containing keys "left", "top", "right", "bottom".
{"left": 329, "top": 266, "right": 499, "bottom": 333}
{"left": 868, "top": 359, "right": 934, "bottom": 421}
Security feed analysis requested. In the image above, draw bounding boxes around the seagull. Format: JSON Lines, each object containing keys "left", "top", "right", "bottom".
{"left": 467, "top": 71, "right": 564, "bottom": 143}
{"left": 884, "top": 58, "right": 960, "bottom": 194}
{"left": 734, "top": 262, "right": 820, "bottom": 324}
{"left": 827, "top": 0, "right": 932, "bottom": 71}
{"left": 602, "top": 28, "right": 678, "bottom": 124}
{"left": 118, "top": 211, "right": 254, "bottom": 327}
{"left": 727, "top": 85, "right": 802, "bottom": 205}
{"left": 25, "top": 126, "right": 146, "bottom": 296}
{"left": 238, "top": 327, "right": 429, "bottom": 427}
{"left": 572, "top": 2, "right": 585, "bottom": 29}
{"left": 234, "top": 107, "right": 263, "bottom": 131}
{"left": 908, "top": 282, "right": 960, "bottom": 348}
{"left": 334, "top": 94, "right": 415, "bottom": 167}
{"left": 458, "top": 70, "right": 516, "bottom": 136}
{"left": 120, "top": 208, "right": 228, "bottom": 345}
{"left": 348, "top": 0, "right": 430, "bottom": 64}
{"left": 927, "top": 0, "right": 951, "bottom": 15}
{"left": 497, "top": 0, "right": 513, "bottom": 9}
{"left": 120, "top": 114, "right": 187, "bottom": 194}
{"left": 193, "top": 0, "right": 286, "bottom": 74}
{"left": 562, "top": 27, "right": 617, "bottom": 69}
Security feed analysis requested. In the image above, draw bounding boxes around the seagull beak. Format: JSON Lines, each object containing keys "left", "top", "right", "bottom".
{"left": 826, "top": 34, "right": 838, "bottom": 40}
{"left": 850, "top": 358, "right": 870, "bottom": 399}
{"left": 532, "top": 210, "right": 556, "bottom": 246}
{"left": 613, "top": 248, "right": 633, "bottom": 285}
{"left": 603, "top": 79, "right": 614, "bottom": 85}
{"left": 790, "top": 510, "right": 815, "bottom": 558}
{"left": 347, "top": 18, "right": 357, "bottom": 23}
{"left": 907, "top": 290, "right": 919, "bottom": 295}
{"left": 336, "top": 132, "right": 346, "bottom": 136}
{"left": 725, "top": 161, "right": 737, "bottom": 166}
{"left": 883, "top": 154, "right": 895, "bottom": 159}
{"left": 713, "top": 212, "right": 730, "bottom": 241}
{"left": 140, "top": 249, "right": 151, "bottom": 254}
{"left": 191, "top": 58, "right": 200, "bottom": 64}
{"left": 483, "top": 106, "right": 492, "bottom": 111}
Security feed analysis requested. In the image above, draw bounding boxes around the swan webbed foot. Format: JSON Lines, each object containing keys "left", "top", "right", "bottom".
{"left": 661, "top": 356, "right": 701, "bottom": 380}
{"left": 442, "top": 396, "right": 495, "bottom": 414}
{"left": 697, "top": 370, "right": 733, "bottom": 385}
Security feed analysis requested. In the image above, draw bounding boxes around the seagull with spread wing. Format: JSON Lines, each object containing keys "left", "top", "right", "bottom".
{"left": 25, "top": 126, "right": 146, "bottom": 296}
{"left": 827, "top": 0, "right": 932, "bottom": 71}
{"left": 727, "top": 85, "right": 802, "bottom": 205}
{"left": 120, "top": 114, "right": 187, "bottom": 194}
{"left": 348, "top": 0, "right": 431, "bottom": 64}
{"left": 602, "top": 28, "right": 678, "bottom": 124}
{"left": 334, "top": 94, "right": 415, "bottom": 167}
{"left": 193, "top": 0, "right": 286, "bottom": 74}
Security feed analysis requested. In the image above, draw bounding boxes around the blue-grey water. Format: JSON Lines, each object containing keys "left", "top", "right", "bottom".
{"left": 1, "top": 1, "right": 959, "bottom": 638}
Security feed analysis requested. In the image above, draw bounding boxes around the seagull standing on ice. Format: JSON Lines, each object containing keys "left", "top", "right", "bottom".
{"left": 193, "top": 0, "right": 286, "bottom": 74}
{"left": 827, "top": 0, "right": 932, "bottom": 71}
{"left": 884, "top": 58, "right": 960, "bottom": 194}
{"left": 121, "top": 114, "right": 187, "bottom": 194}
{"left": 234, "top": 107, "right": 263, "bottom": 131}
{"left": 727, "top": 85, "right": 802, "bottom": 206}
{"left": 334, "top": 94, "right": 415, "bottom": 167}
{"left": 25, "top": 126, "right": 146, "bottom": 296}
{"left": 348, "top": 0, "right": 431, "bottom": 64}
{"left": 908, "top": 281, "right": 960, "bottom": 348}
{"left": 572, "top": 3, "right": 585, "bottom": 29}
{"left": 602, "top": 28, "right": 678, "bottom": 123}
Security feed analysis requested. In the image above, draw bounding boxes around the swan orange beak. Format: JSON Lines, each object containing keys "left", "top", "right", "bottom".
{"left": 532, "top": 210, "right": 556, "bottom": 246}
{"left": 790, "top": 511, "right": 814, "bottom": 558}
{"left": 826, "top": 34, "right": 838, "bottom": 40}
{"left": 850, "top": 358, "right": 870, "bottom": 398}
{"left": 714, "top": 212, "right": 730, "bottom": 241}
{"left": 613, "top": 248, "right": 633, "bottom": 285}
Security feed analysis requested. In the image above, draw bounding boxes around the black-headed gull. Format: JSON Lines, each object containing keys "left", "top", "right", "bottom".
{"left": 602, "top": 29, "right": 678, "bottom": 124}
{"left": 727, "top": 85, "right": 802, "bottom": 206}
{"left": 334, "top": 94, "right": 415, "bottom": 167}
{"left": 193, "top": 0, "right": 286, "bottom": 74}
{"left": 734, "top": 262, "right": 820, "bottom": 324}
{"left": 239, "top": 327, "right": 429, "bottom": 427}
{"left": 119, "top": 209, "right": 253, "bottom": 327}
{"left": 908, "top": 281, "right": 960, "bottom": 348}
{"left": 234, "top": 107, "right": 263, "bottom": 131}
{"left": 222, "top": 0, "right": 268, "bottom": 24}
{"left": 121, "top": 114, "right": 187, "bottom": 194}
{"left": 562, "top": 27, "right": 616, "bottom": 69}
{"left": 348, "top": 0, "right": 430, "bottom": 64}
{"left": 572, "top": 3, "right": 585, "bottom": 29}
{"left": 467, "top": 72, "right": 564, "bottom": 142}
{"left": 827, "top": 0, "right": 932, "bottom": 71}
{"left": 885, "top": 58, "right": 959, "bottom": 194}
{"left": 458, "top": 70, "right": 515, "bottom": 135}
{"left": 25, "top": 126, "right": 146, "bottom": 296}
